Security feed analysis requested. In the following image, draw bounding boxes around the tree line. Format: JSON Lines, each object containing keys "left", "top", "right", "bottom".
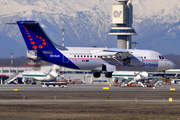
{"left": 0, "top": 56, "right": 27, "bottom": 67}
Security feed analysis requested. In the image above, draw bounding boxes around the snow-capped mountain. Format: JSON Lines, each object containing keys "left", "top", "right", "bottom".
{"left": 133, "top": 0, "right": 180, "bottom": 54}
{"left": 0, "top": 0, "right": 180, "bottom": 57}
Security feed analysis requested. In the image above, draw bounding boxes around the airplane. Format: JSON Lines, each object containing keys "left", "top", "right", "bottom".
{"left": 19, "top": 64, "right": 60, "bottom": 83}
{"left": 112, "top": 71, "right": 148, "bottom": 82}
{"left": 9, "top": 21, "right": 176, "bottom": 78}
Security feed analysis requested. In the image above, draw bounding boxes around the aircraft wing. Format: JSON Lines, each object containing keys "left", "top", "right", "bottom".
{"left": 97, "top": 48, "right": 130, "bottom": 58}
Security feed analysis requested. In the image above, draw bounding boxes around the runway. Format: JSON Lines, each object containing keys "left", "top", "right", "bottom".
{"left": 0, "top": 84, "right": 180, "bottom": 92}
{"left": 1, "top": 84, "right": 180, "bottom": 120}
{"left": 0, "top": 84, "right": 180, "bottom": 103}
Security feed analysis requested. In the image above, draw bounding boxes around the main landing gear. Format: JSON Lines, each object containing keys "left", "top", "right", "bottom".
{"left": 105, "top": 72, "right": 112, "bottom": 78}
{"left": 93, "top": 72, "right": 112, "bottom": 78}
{"left": 93, "top": 72, "right": 101, "bottom": 78}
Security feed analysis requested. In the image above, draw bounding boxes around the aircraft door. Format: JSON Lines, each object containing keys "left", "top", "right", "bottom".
{"left": 150, "top": 54, "right": 155, "bottom": 59}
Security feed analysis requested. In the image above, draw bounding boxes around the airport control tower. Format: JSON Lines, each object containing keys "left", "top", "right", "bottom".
{"left": 108, "top": 0, "right": 136, "bottom": 49}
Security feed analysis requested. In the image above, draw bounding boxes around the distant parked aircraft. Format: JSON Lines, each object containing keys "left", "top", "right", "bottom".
{"left": 20, "top": 64, "right": 60, "bottom": 82}
{"left": 112, "top": 71, "right": 148, "bottom": 81}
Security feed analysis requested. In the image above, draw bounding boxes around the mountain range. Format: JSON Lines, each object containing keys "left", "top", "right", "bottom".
{"left": 0, "top": 0, "right": 180, "bottom": 58}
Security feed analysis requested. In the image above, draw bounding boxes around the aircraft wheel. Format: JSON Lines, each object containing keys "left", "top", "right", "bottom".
{"left": 105, "top": 72, "right": 112, "bottom": 78}
{"left": 162, "top": 74, "right": 166, "bottom": 78}
{"left": 93, "top": 72, "right": 101, "bottom": 78}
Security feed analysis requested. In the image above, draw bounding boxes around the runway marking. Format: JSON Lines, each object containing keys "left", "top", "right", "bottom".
{"left": 169, "top": 98, "right": 173, "bottom": 102}
{"left": 13, "top": 89, "right": 18, "bottom": 91}
{"left": 170, "top": 88, "right": 176, "bottom": 91}
{"left": 103, "top": 87, "right": 109, "bottom": 90}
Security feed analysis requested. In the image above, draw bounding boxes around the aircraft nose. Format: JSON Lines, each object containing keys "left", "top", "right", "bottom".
{"left": 170, "top": 61, "right": 177, "bottom": 69}
{"left": 173, "top": 62, "right": 177, "bottom": 69}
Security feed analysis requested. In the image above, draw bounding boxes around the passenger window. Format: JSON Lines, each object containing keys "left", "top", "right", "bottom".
{"left": 77, "top": 55, "right": 79, "bottom": 58}
{"left": 94, "top": 56, "right": 96, "bottom": 58}
{"left": 144, "top": 56, "right": 146, "bottom": 59}
{"left": 84, "top": 55, "right": 86, "bottom": 58}
{"left": 81, "top": 55, "right": 83, "bottom": 58}
{"left": 74, "top": 55, "right": 76, "bottom": 58}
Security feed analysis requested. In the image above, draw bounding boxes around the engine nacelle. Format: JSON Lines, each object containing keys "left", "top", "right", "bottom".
{"left": 123, "top": 57, "right": 143, "bottom": 66}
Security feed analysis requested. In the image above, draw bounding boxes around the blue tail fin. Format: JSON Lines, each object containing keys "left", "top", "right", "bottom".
{"left": 17, "top": 21, "right": 57, "bottom": 51}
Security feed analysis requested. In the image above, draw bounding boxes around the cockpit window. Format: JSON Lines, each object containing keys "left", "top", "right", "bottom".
{"left": 159, "top": 55, "right": 165, "bottom": 59}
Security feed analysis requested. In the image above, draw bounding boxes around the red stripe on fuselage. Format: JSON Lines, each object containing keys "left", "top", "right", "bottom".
{"left": 68, "top": 58, "right": 168, "bottom": 61}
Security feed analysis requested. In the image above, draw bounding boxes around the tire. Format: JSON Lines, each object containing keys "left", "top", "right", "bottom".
{"left": 93, "top": 72, "right": 101, "bottom": 78}
{"left": 105, "top": 72, "right": 112, "bottom": 78}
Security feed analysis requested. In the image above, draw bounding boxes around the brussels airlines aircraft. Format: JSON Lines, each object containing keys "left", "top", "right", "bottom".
{"left": 13, "top": 21, "right": 176, "bottom": 78}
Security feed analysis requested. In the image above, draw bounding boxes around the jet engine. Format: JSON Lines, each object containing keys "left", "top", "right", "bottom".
{"left": 123, "top": 57, "right": 143, "bottom": 66}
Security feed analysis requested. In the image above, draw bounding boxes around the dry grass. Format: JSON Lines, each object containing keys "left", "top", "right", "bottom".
{"left": 0, "top": 91, "right": 180, "bottom": 119}
{"left": 0, "top": 102, "right": 180, "bottom": 120}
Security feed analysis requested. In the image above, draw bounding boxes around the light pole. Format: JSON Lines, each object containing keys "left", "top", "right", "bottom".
{"left": 132, "top": 42, "right": 138, "bottom": 49}
{"left": 61, "top": 28, "right": 65, "bottom": 81}
{"left": 10, "top": 53, "right": 13, "bottom": 76}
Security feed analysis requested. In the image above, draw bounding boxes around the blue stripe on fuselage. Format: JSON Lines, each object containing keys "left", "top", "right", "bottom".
{"left": 39, "top": 50, "right": 79, "bottom": 69}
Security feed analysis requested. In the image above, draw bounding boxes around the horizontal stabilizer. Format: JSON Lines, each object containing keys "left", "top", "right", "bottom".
{"left": 5, "top": 23, "right": 17, "bottom": 25}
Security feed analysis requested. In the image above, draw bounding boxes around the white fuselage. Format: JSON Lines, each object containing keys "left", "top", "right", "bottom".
{"left": 57, "top": 47, "right": 176, "bottom": 72}
{"left": 112, "top": 71, "right": 148, "bottom": 81}
{"left": 21, "top": 71, "right": 58, "bottom": 81}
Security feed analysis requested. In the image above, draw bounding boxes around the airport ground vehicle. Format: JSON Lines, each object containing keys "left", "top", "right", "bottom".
{"left": 41, "top": 82, "right": 67, "bottom": 88}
